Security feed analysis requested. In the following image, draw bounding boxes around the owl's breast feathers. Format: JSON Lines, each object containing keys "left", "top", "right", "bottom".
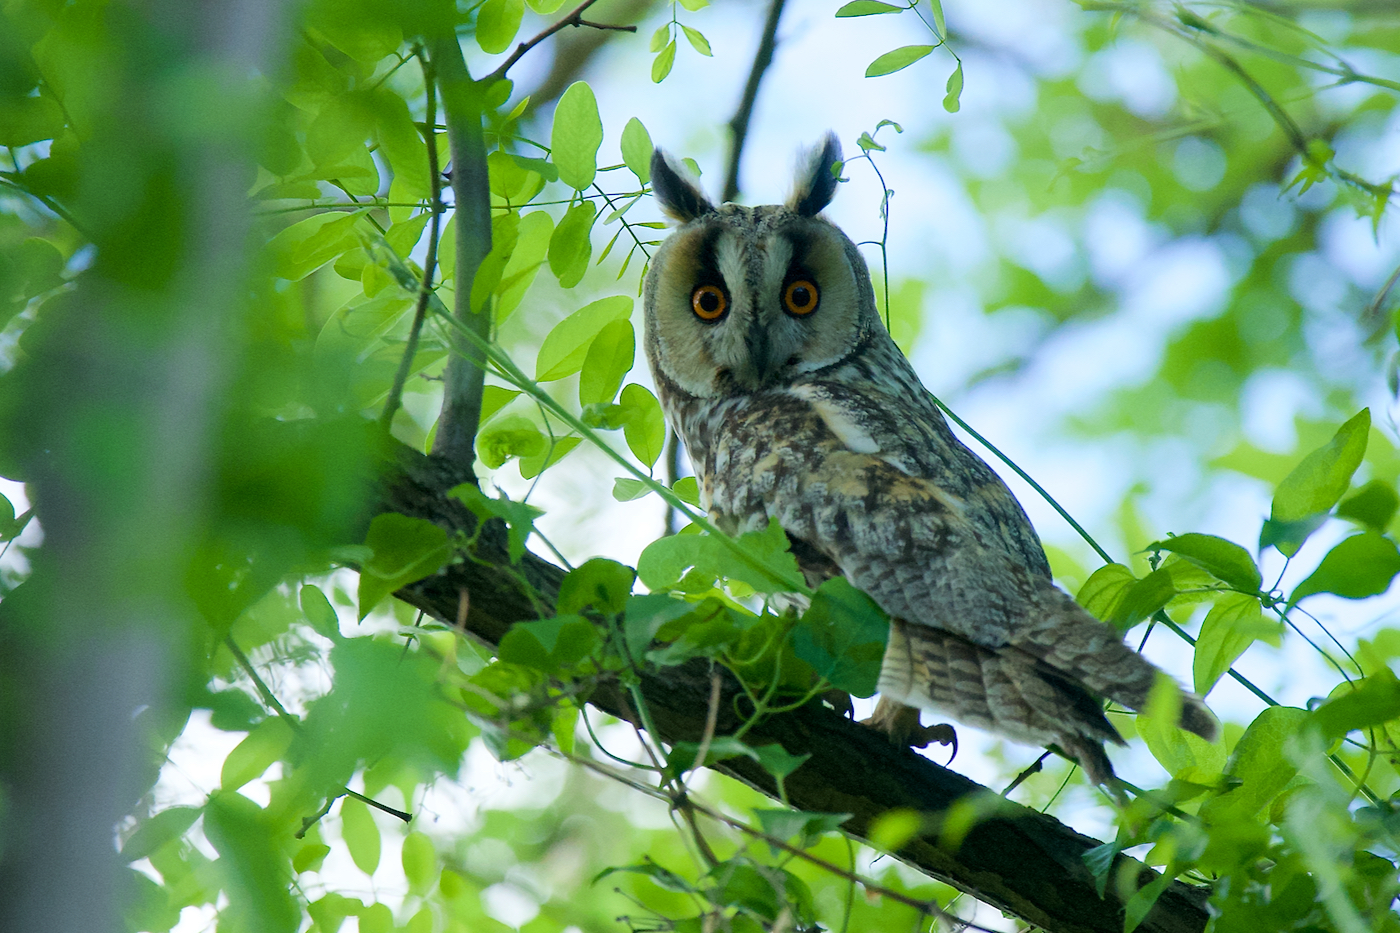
{"left": 667, "top": 369, "right": 1215, "bottom": 783}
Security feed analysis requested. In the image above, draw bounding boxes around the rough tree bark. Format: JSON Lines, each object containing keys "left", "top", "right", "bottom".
{"left": 373, "top": 443, "right": 1211, "bottom": 933}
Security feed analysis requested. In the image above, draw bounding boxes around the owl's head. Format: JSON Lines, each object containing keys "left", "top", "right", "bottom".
{"left": 643, "top": 133, "right": 881, "bottom": 400}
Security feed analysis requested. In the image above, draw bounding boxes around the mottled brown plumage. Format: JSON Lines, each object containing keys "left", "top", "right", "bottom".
{"left": 642, "top": 135, "right": 1216, "bottom": 785}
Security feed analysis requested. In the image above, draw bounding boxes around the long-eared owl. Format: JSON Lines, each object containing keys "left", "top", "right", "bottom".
{"left": 641, "top": 133, "right": 1216, "bottom": 785}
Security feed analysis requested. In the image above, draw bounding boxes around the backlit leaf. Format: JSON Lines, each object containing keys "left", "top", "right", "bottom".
{"left": 835, "top": 1, "right": 904, "bottom": 15}
{"left": 652, "top": 41, "right": 677, "bottom": 83}
{"left": 620, "top": 383, "right": 666, "bottom": 467}
{"left": 221, "top": 717, "right": 295, "bottom": 791}
{"left": 339, "top": 796, "right": 381, "bottom": 875}
{"left": 1265, "top": 408, "right": 1370, "bottom": 555}
{"left": 547, "top": 200, "right": 597, "bottom": 288}
{"left": 621, "top": 117, "right": 654, "bottom": 184}
{"left": 535, "top": 294, "right": 632, "bottom": 381}
{"left": 578, "top": 318, "right": 635, "bottom": 406}
{"left": 1149, "top": 533, "right": 1262, "bottom": 593}
{"left": 1290, "top": 531, "right": 1400, "bottom": 605}
{"left": 476, "top": 0, "right": 525, "bottom": 55}
{"left": 1193, "top": 592, "right": 1274, "bottom": 696}
{"left": 551, "top": 82, "right": 603, "bottom": 190}
{"left": 865, "top": 45, "right": 935, "bottom": 78}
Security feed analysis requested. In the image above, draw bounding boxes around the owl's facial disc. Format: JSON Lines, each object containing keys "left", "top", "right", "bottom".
{"left": 647, "top": 208, "right": 867, "bottom": 398}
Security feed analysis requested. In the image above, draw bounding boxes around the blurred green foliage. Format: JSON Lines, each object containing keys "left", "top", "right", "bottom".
{"left": 2, "top": 0, "right": 1400, "bottom": 931}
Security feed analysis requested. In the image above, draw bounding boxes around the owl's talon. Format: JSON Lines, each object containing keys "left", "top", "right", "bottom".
{"left": 861, "top": 698, "right": 957, "bottom": 764}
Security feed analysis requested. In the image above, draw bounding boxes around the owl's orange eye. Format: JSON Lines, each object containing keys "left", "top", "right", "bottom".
{"left": 784, "top": 279, "right": 819, "bottom": 316}
{"left": 691, "top": 284, "right": 727, "bottom": 321}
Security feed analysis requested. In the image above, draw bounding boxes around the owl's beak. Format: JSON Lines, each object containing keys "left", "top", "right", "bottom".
{"left": 742, "top": 319, "right": 778, "bottom": 387}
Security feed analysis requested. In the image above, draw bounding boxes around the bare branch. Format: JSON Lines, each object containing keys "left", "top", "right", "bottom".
{"left": 484, "top": 0, "right": 638, "bottom": 87}
{"left": 722, "top": 0, "right": 787, "bottom": 204}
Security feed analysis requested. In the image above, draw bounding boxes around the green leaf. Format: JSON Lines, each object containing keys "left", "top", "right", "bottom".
{"left": 578, "top": 318, "right": 635, "bottom": 406}
{"left": 751, "top": 744, "right": 811, "bottom": 781}
{"left": 475, "top": 414, "right": 546, "bottom": 470}
{"left": 208, "top": 689, "right": 266, "bottom": 732}
{"left": 753, "top": 809, "right": 847, "bottom": 852}
{"left": 526, "top": 0, "right": 566, "bottom": 11}
{"left": 792, "top": 577, "right": 889, "bottom": 696}
{"left": 867, "top": 807, "right": 922, "bottom": 852}
{"left": 121, "top": 807, "right": 202, "bottom": 862}
{"left": 1200, "top": 706, "right": 1309, "bottom": 823}
{"left": 476, "top": 0, "right": 525, "bottom": 54}
{"left": 357, "top": 513, "right": 453, "bottom": 619}
{"left": 557, "top": 558, "right": 636, "bottom": 615}
{"left": 401, "top": 832, "right": 436, "bottom": 894}
{"left": 1124, "top": 873, "right": 1173, "bottom": 933}
{"left": 480, "top": 385, "right": 523, "bottom": 423}
{"left": 1290, "top": 531, "right": 1400, "bottom": 605}
{"left": 470, "top": 211, "right": 521, "bottom": 313}
{"left": 1111, "top": 568, "right": 1175, "bottom": 630}
{"left": 339, "top": 796, "right": 381, "bottom": 875}
{"left": 929, "top": 0, "right": 947, "bottom": 35}
{"left": 865, "top": 45, "right": 936, "bottom": 78}
{"left": 372, "top": 91, "right": 430, "bottom": 200}
{"left": 496, "top": 210, "right": 554, "bottom": 322}
{"left": 681, "top": 24, "right": 711, "bottom": 56}
{"left": 551, "top": 82, "right": 604, "bottom": 190}
{"left": 1336, "top": 479, "right": 1399, "bottom": 531}
{"left": 1192, "top": 592, "right": 1274, "bottom": 696}
{"left": 622, "top": 593, "right": 699, "bottom": 660}
{"left": 594, "top": 861, "right": 697, "bottom": 893}
{"left": 1310, "top": 668, "right": 1400, "bottom": 740}
{"left": 301, "top": 584, "right": 341, "bottom": 640}
{"left": 1266, "top": 408, "right": 1370, "bottom": 555}
{"left": 621, "top": 117, "right": 654, "bottom": 184}
{"left": 293, "top": 843, "right": 331, "bottom": 874}
{"left": 449, "top": 484, "right": 544, "bottom": 563}
{"left": 1149, "top": 533, "right": 1262, "bottom": 593}
{"left": 1136, "top": 676, "right": 1225, "bottom": 781}
{"left": 1076, "top": 562, "right": 1137, "bottom": 623}
{"left": 613, "top": 477, "right": 653, "bottom": 501}
{"left": 267, "top": 210, "right": 368, "bottom": 281}
{"left": 649, "top": 24, "right": 671, "bottom": 53}
{"left": 519, "top": 434, "right": 581, "bottom": 479}
{"left": 547, "top": 200, "right": 598, "bottom": 289}
{"left": 536, "top": 294, "right": 632, "bottom": 381}
{"left": 204, "top": 793, "right": 300, "bottom": 933}
{"left": 943, "top": 61, "right": 963, "bottom": 113}
{"left": 677, "top": 0, "right": 708, "bottom": 9}
{"left": 0, "top": 95, "right": 66, "bottom": 147}
{"left": 673, "top": 475, "right": 700, "bottom": 506}
{"left": 666, "top": 736, "right": 759, "bottom": 778}
{"left": 619, "top": 383, "right": 666, "bottom": 467}
{"left": 498, "top": 614, "right": 600, "bottom": 674}
{"left": 220, "top": 717, "right": 296, "bottom": 791}
{"left": 637, "top": 517, "right": 801, "bottom": 595}
{"left": 835, "top": 0, "right": 904, "bottom": 15}
{"left": 652, "top": 41, "right": 677, "bottom": 83}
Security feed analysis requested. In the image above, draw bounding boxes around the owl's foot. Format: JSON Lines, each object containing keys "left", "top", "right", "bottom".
{"left": 862, "top": 698, "right": 958, "bottom": 760}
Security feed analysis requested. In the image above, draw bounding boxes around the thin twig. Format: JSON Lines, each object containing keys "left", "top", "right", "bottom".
{"left": 380, "top": 46, "right": 446, "bottom": 431}
{"left": 684, "top": 666, "right": 725, "bottom": 793}
{"left": 483, "top": 0, "right": 637, "bottom": 86}
{"left": 686, "top": 799, "right": 1001, "bottom": 933}
{"left": 721, "top": 0, "right": 787, "bottom": 204}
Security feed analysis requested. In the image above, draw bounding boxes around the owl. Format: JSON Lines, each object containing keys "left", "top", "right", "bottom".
{"left": 640, "top": 134, "right": 1217, "bottom": 786}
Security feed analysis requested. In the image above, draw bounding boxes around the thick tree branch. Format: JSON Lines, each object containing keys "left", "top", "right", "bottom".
{"left": 428, "top": 36, "right": 491, "bottom": 481}
{"left": 374, "top": 441, "right": 1211, "bottom": 933}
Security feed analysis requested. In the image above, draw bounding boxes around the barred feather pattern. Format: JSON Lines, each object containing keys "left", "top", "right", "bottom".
{"left": 641, "top": 169, "right": 1216, "bottom": 785}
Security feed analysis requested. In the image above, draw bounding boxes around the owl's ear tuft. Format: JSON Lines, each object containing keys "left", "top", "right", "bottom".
{"left": 789, "top": 132, "right": 843, "bottom": 217}
{"left": 650, "top": 149, "right": 715, "bottom": 222}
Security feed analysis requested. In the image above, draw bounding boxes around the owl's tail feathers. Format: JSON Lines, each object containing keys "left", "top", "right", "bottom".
{"left": 1017, "top": 586, "right": 1220, "bottom": 744}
